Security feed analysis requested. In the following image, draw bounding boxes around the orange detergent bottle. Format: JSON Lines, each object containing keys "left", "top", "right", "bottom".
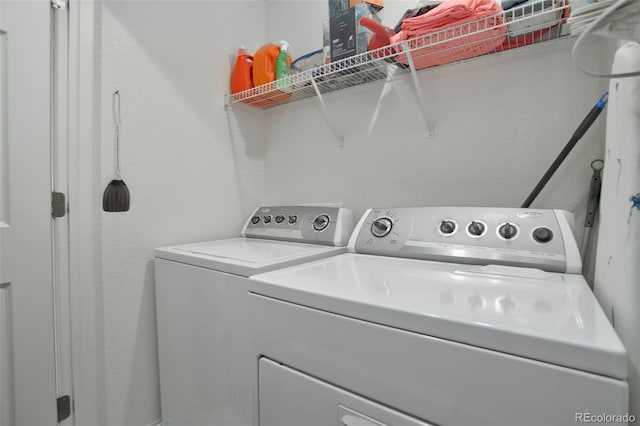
{"left": 230, "top": 45, "right": 254, "bottom": 95}
{"left": 252, "top": 43, "right": 292, "bottom": 105}
{"left": 252, "top": 44, "right": 280, "bottom": 87}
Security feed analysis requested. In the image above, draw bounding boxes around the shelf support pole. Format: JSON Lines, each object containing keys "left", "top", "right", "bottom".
{"left": 400, "top": 41, "right": 435, "bottom": 139}
{"left": 311, "top": 77, "right": 344, "bottom": 148}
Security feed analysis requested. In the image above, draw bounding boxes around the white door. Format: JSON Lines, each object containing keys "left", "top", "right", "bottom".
{"left": 0, "top": 0, "right": 64, "bottom": 424}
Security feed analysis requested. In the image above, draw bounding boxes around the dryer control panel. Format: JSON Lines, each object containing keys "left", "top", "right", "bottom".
{"left": 349, "top": 207, "right": 581, "bottom": 273}
{"left": 243, "top": 206, "right": 354, "bottom": 247}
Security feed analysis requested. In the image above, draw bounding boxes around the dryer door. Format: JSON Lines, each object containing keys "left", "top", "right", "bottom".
{"left": 259, "top": 357, "right": 434, "bottom": 426}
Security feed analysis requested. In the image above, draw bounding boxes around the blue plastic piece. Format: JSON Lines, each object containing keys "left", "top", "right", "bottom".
{"left": 630, "top": 193, "right": 640, "bottom": 211}
{"left": 596, "top": 92, "right": 609, "bottom": 109}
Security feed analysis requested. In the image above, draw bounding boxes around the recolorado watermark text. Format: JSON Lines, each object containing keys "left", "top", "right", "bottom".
{"left": 576, "top": 413, "right": 636, "bottom": 423}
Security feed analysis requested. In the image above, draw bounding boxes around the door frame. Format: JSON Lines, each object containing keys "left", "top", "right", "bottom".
{"left": 52, "top": 2, "right": 74, "bottom": 423}
{"left": 0, "top": 15, "right": 11, "bottom": 426}
{"left": 65, "top": 0, "right": 105, "bottom": 423}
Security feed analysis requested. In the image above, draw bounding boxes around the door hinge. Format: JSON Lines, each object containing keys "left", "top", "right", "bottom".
{"left": 51, "top": 0, "right": 66, "bottom": 10}
{"left": 56, "top": 395, "right": 71, "bottom": 422}
{"left": 51, "top": 192, "right": 66, "bottom": 218}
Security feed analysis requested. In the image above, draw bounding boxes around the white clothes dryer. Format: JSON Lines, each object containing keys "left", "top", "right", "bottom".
{"left": 154, "top": 205, "right": 353, "bottom": 426}
{"left": 249, "top": 207, "right": 629, "bottom": 426}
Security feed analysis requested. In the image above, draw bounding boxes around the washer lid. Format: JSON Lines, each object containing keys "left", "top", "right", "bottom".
{"left": 249, "top": 253, "right": 627, "bottom": 380}
{"left": 155, "top": 238, "right": 345, "bottom": 277}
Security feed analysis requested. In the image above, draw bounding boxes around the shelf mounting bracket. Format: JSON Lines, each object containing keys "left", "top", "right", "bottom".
{"left": 311, "top": 77, "right": 344, "bottom": 148}
{"left": 401, "top": 41, "right": 435, "bottom": 139}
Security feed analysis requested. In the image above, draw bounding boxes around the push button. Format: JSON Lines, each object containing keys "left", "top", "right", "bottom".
{"left": 533, "top": 227, "right": 553, "bottom": 243}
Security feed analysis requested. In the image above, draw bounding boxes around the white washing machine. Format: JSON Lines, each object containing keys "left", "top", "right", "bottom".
{"left": 154, "top": 205, "right": 353, "bottom": 426}
{"left": 249, "top": 207, "right": 629, "bottom": 426}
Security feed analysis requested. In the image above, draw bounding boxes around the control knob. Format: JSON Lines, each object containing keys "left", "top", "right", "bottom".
{"left": 439, "top": 220, "right": 456, "bottom": 235}
{"left": 371, "top": 217, "right": 393, "bottom": 238}
{"left": 467, "top": 221, "right": 486, "bottom": 236}
{"left": 499, "top": 222, "right": 518, "bottom": 240}
{"left": 251, "top": 216, "right": 260, "bottom": 225}
{"left": 275, "top": 215, "right": 285, "bottom": 224}
{"left": 288, "top": 215, "right": 298, "bottom": 224}
{"left": 313, "top": 215, "right": 330, "bottom": 231}
{"left": 263, "top": 215, "right": 272, "bottom": 224}
{"left": 533, "top": 227, "right": 553, "bottom": 243}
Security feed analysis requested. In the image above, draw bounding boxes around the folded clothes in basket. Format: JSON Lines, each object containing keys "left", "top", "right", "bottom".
{"left": 393, "top": 3, "right": 442, "bottom": 34}
{"left": 390, "top": 0, "right": 506, "bottom": 69}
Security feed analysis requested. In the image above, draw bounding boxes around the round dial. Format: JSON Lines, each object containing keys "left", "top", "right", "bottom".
{"left": 439, "top": 220, "right": 457, "bottom": 235}
{"left": 275, "top": 215, "right": 285, "bottom": 224}
{"left": 467, "top": 221, "right": 486, "bottom": 236}
{"left": 533, "top": 227, "right": 553, "bottom": 243}
{"left": 288, "top": 215, "right": 298, "bottom": 224}
{"left": 371, "top": 217, "right": 393, "bottom": 238}
{"left": 251, "top": 216, "right": 260, "bottom": 225}
{"left": 499, "top": 222, "right": 518, "bottom": 240}
{"left": 263, "top": 215, "right": 272, "bottom": 224}
{"left": 313, "top": 214, "right": 330, "bottom": 231}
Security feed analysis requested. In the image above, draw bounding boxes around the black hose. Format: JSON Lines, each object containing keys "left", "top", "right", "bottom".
{"left": 521, "top": 93, "right": 608, "bottom": 208}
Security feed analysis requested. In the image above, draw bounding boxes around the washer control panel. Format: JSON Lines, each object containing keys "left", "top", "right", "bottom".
{"left": 243, "top": 206, "right": 354, "bottom": 246}
{"left": 349, "top": 207, "right": 581, "bottom": 273}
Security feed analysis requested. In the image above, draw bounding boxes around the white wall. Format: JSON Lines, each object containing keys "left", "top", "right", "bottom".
{"left": 99, "top": 1, "right": 266, "bottom": 424}
{"left": 263, "top": 35, "right": 610, "bottom": 249}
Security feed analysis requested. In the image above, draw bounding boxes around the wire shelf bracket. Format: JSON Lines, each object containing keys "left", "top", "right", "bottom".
{"left": 311, "top": 77, "right": 345, "bottom": 148}
{"left": 400, "top": 41, "right": 435, "bottom": 140}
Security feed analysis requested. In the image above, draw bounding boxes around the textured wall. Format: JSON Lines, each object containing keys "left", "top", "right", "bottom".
{"left": 263, "top": 36, "right": 610, "bottom": 251}
{"left": 99, "top": 1, "right": 266, "bottom": 424}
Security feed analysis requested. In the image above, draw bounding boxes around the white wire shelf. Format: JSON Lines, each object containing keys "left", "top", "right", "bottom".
{"left": 226, "top": 0, "right": 570, "bottom": 109}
